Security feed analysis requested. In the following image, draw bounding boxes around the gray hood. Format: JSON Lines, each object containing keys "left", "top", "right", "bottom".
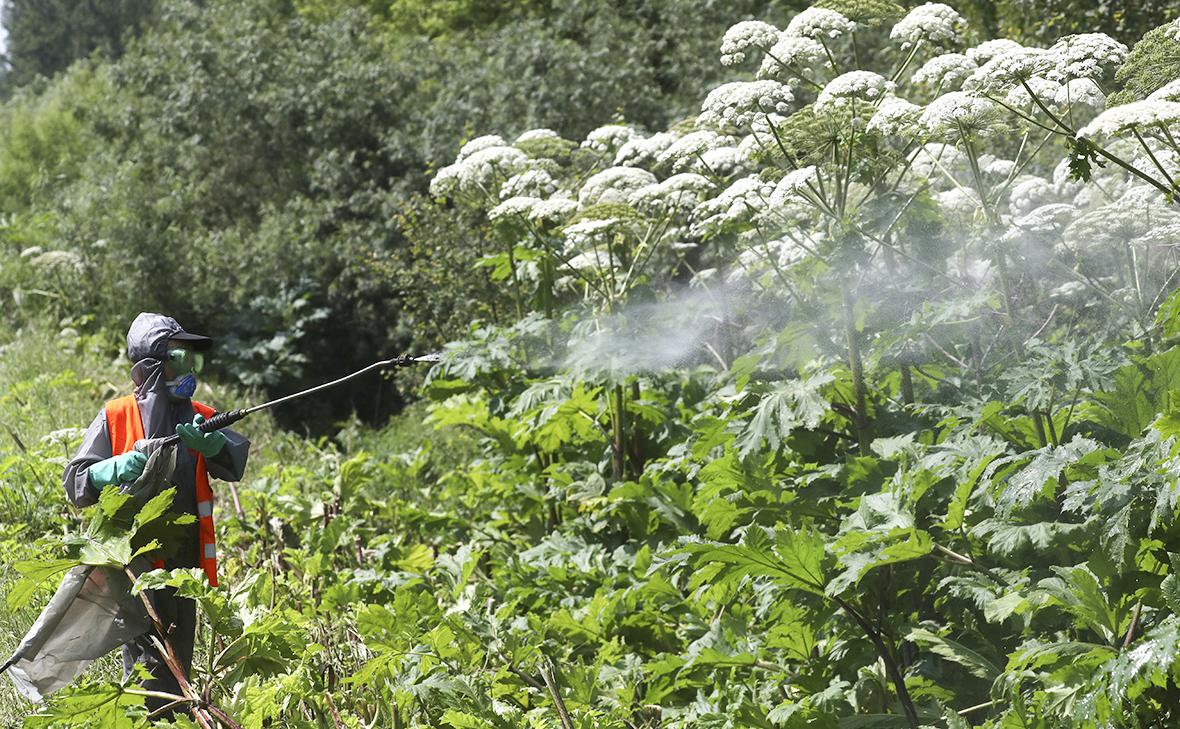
{"left": 125, "top": 313, "right": 204, "bottom": 438}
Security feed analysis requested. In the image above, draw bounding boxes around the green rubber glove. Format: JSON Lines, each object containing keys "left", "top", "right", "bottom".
{"left": 89, "top": 451, "right": 148, "bottom": 489}
{"left": 176, "top": 413, "right": 227, "bottom": 457}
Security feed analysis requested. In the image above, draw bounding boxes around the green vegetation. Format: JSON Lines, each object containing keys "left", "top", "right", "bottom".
{"left": 7, "top": 0, "right": 1180, "bottom": 727}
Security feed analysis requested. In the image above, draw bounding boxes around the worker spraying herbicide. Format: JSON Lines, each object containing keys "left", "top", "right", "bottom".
{"left": 2, "top": 312, "right": 439, "bottom": 716}
{"left": 64, "top": 312, "right": 249, "bottom": 714}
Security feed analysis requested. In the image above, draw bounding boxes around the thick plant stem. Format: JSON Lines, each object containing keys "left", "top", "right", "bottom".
{"left": 126, "top": 567, "right": 241, "bottom": 729}
{"left": 842, "top": 283, "right": 871, "bottom": 453}
{"left": 611, "top": 383, "right": 626, "bottom": 480}
{"left": 833, "top": 596, "right": 920, "bottom": 728}
{"left": 995, "top": 254, "right": 1016, "bottom": 321}
{"left": 1032, "top": 411, "right": 1048, "bottom": 448}
{"left": 627, "top": 380, "right": 646, "bottom": 475}
{"left": 900, "top": 366, "right": 914, "bottom": 405}
{"left": 506, "top": 243, "right": 524, "bottom": 320}
{"left": 540, "top": 658, "right": 576, "bottom": 729}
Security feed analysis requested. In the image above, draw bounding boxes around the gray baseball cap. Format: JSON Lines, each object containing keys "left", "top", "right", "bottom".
{"left": 126, "top": 312, "right": 212, "bottom": 362}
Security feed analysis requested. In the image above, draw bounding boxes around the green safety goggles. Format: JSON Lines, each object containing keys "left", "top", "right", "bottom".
{"left": 167, "top": 348, "right": 204, "bottom": 374}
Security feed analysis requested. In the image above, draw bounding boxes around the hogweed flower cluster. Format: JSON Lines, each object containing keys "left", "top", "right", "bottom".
{"left": 912, "top": 53, "right": 977, "bottom": 91}
{"left": 427, "top": 1, "right": 1180, "bottom": 325}
{"left": 890, "top": 3, "right": 966, "bottom": 51}
{"left": 582, "top": 125, "right": 640, "bottom": 154}
{"left": 815, "top": 71, "right": 895, "bottom": 113}
{"left": 699, "top": 81, "right": 795, "bottom": 129}
{"left": 785, "top": 7, "right": 856, "bottom": 40}
{"left": 1044, "top": 33, "right": 1127, "bottom": 83}
{"left": 720, "top": 21, "right": 781, "bottom": 66}
{"left": 1078, "top": 101, "right": 1180, "bottom": 138}
{"left": 920, "top": 92, "right": 999, "bottom": 138}
{"left": 758, "top": 36, "right": 828, "bottom": 79}
{"left": 578, "top": 167, "right": 658, "bottom": 207}
{"left": 867, "top": 95, "right": 922, "bottom": 136}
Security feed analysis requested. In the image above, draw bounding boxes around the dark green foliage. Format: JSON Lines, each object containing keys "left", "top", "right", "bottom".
{"left": 0, "top": 0, "right": 158, "bottom": 89}
{"left": 959, "top": 0, "right": 1180, "bottom": 46}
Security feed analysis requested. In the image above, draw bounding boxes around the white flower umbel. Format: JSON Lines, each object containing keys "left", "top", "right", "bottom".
{"left": 983, "top": 156, "right": 1017, "bottom": 179}
{"left": 582, "top": 125, "right": 640, "bottom": 154}
{"left": 429, "top": 163, "right": 462, "bottom": 197}
{"left": 500, "top": 169, "right": 558, "bottom": 200}
{"left": 489, "top": 196, "right": 542, "bottom": 221}
{"left": 690, "top": 175, "right": 774, "bottom": 236}
{"left": 912, "top": 53, "right": 978, "bottom": 91}
{"left": 1008, "top": 176, "right": 1056, "bottom": 217}
{"left": 1065, "top": 186, "right": 1180, "bottom": 251}
{"left": 30, "top": 250, "right": 84, "bottom": 272}
{"left": 785, "top": 7, "right": 856, "bottom": 40}
{"left": 867, "top": 95, "right": 922, "bottom": 136}
{"left": 910, "top": 143, "right": 968, "bottom": 183}
{"left": 457, "top": 135, "right": 508, "bottom": 161}
{"left": 1077, "top": 100, "right": 1180, "bottom": 139}
{"left": 658, "top": 130, "right": 739, "bottom": 172}
{"left": 890, "top": 3, "right": 966, "bottom": 51}
{"left": 769, "top": 165, "right": 821, "bottom": 206}
{"left": 1004, "top": 76, "right": 1062, "bottom": 110}
{"left": 814, "top": 71, "right": 895, "bottom": 113}
{"left": 1054, "top": 78, "right": 1106, "bottom": 110}
{"left": 698, "top": 147, "right": 747, "bottom": 177}
{"left": 1163, "top": 18, "right": 1180, "bottom": 42}
{"left": 629, "top": 173, "right": 715, "bottom": 214}
{"left": 919, "top": 91, "right": 998, "bottom": 137}
{"left": 1045, "top": 33, "right": 1127, "bottom": 83}
{"left": 1131, "top": 145, "right": 1180, "bottom": 181}
{"left": 699, "top": 81, "right": 795, "bottom": 129}
{"left": 965, "top": 47, "right": 1049, "bottom": 93}
{"left": 966, "top": 39, "right": 1024, "bottom": 65}
{"left": 1013, "top": 202, "right": 1077, "bottom": 233}
{"left": 935, "top": 187, "right": 981, "bottom": 222}
{"left": 564, "top": 248, "right": 616, "bottom": 273}
{"left": 457, "top": 146, "right": 528, "bottom": 195}
{"left": 431, "top": 145, "right": 529, "bottom": 198}
{"left": 1051, "top": 157, "right": 1085, "bottom": 199}
{"left": 528, "top": 197, "right": 579, "bottom": 223}
{"left": 515, "top": 128, "right": 562, "bottom": 143}
{"left": 578, "top": 166, "right": 658, "bottom": 207}
{"left": 1149, "top": 79, "right": 1180, "bottom": 102}
{"left": 720, "top": 20, "right": 780, "bottom": 66}
{"left": 758, "top": 35, "right": 827, "bottom": 79}
{"left": 614, "top": 132, "right": 678, "bottom": 169}
{"left": 737, "top": 133, "right": 766, "bottom": 162}
{"left": 562, "top": 219, "right": 621, "bottom": 249}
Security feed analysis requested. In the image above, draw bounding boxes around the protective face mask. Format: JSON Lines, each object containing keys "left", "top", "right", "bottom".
{"left": 166, "top": 373, "right": 198, "bottom": 399}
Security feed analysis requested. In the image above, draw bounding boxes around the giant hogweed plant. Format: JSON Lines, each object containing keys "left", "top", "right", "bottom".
{"left": 419, "top": 2, "right": 1180, "bottom": 727}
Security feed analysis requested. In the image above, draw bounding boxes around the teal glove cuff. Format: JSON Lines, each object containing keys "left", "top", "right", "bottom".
{"left": 88, "top": 451, "right": 147, "bottom": 490}
{"left": 176, "top": 414, "right": 228, "bottom": 458}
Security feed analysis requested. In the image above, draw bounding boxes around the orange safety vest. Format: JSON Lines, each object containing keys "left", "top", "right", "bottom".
{"left": 105, "top": 395, "right": 219, "bottom": 587}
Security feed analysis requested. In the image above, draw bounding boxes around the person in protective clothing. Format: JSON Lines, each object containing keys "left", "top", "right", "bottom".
{"left": 63, "top": 312, "right": 249, "bottom": 714}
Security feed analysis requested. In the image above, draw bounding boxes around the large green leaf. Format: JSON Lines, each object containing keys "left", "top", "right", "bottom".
{"left": 678, "top": 526, "right": 828, "bottom": 596}
{"left": 736, "top": 370, "right": 834, "bottom": 457}
{"left": 6, "top": 558, "right": 77, "bottom": 611}
{"left": 908, "top": 628, "right": 1000, "bottom": 680}
{"left": 1086, "top": 347, "right": 1180, "bottom": 438}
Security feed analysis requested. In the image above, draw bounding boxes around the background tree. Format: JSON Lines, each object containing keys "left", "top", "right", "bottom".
{"left": 0, "top": 0, "right": 159, "bottom": 90}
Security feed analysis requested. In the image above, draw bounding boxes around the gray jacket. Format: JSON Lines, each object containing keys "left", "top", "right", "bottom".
{"left": 63, "top": 314, "right": 249, "bottom": 566}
